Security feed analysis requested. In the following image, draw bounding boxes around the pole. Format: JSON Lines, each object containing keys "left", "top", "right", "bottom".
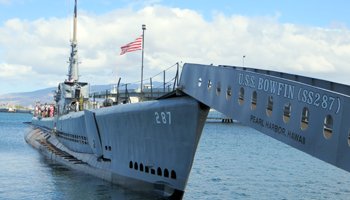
{"left": 116, "top": 77, "right": 121, "bottom": 104}
{"left": 173, "top": 62, "right": 179, "bottom": 90}
{"left": 150, "top": 77, "right": 153, "bottom": 99}
{"left": 242, "top": 55, "right": 246, "bottom": 67}
{"left": 163, "top": 70, "right": 166, "bottom": 93}
{"left": 141, "top": 24, "right": 146, "bottom": 98}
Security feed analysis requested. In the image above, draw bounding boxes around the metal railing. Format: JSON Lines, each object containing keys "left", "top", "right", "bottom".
{"left": 90, "top": 62, "right": 181, "bottom": 104}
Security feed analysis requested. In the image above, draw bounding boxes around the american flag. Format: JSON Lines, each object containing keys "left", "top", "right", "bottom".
{"left": 120, "top": 36, "right": 143, "bottom": 55}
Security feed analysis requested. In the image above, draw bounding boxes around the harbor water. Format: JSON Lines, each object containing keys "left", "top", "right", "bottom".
{"left": 1, "top": 112, "right": 350, "bottom": 199}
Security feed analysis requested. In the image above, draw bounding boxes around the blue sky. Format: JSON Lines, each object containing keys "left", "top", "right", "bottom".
{"left": 1, "top": 0, "right": 349, "bottom": 28}
{"left": 0, "top": 0, "right": 349, "bottom": 96}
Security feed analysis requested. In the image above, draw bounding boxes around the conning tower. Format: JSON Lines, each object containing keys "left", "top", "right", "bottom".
{"left": 55, "top": 0, "right": 89, "bottom": 115}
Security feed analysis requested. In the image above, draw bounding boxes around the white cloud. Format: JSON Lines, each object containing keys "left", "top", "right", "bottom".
{"left": 0, "top": 5, "right": 350, "bottom": 94}
{"left": 0, "top": 63, "right": 33, "bottom": 78}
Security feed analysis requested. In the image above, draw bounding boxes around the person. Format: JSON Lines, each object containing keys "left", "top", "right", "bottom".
{"left": 49, "top": 105, "right": 54, "bottom": 117}
{"left": 34, "top": 105, "right": 38, "bottom": 117}
{"left": 41, "top": 104, "right": 45, "bottom": 117}
{"left": 45, "top": 104, "right": 49, "bottom": 117}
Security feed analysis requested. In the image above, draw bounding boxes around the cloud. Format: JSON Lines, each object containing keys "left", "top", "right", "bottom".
{"left": 0, "top": 5, "right": 350, "bottom": 94}
{"left": 0, "top": 63, "right": 33, "bottom": 78}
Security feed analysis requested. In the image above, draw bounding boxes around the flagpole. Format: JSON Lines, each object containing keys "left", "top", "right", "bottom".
{"left": 141, "top": 24, "right": 146, "bottom": 97}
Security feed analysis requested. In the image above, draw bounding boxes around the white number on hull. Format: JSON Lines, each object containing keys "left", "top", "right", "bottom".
{"left": 155, "top": 112, "right": 171, "bottom": 125}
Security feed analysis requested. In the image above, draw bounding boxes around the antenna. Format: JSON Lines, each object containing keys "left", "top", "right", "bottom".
{"left": 73, "top": 0, "right": 77, "bottom": 43}
{"left": 67, "top": 0, "right": 79, "bottom": 82}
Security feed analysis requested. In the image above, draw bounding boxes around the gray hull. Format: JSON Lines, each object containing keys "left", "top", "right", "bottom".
{"left": 27, "top": 96, "right": 209, "bottom": 198}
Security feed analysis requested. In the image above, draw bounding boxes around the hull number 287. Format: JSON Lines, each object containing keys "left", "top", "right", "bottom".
{"left": 155, "top": 111, "right": 171, "bottom": 125}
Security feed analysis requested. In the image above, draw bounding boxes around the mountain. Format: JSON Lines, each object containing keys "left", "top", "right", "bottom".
{"left": 0, "top": 83, "right": 143, "bottom": 108}
{"left": 0, "top": 88, "right": 55, "bottom": 108}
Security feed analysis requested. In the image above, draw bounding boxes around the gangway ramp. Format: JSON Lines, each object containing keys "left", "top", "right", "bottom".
{"left": 179, "top": 63, "right": 350, "bottom": 173}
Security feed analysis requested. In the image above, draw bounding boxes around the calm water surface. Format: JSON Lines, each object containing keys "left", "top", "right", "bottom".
{"left": 1, "top": 113, "right": 350, "bottom": 199}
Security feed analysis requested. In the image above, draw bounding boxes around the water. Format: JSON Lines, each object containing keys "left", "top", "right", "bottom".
{"left": 1, "top": 113, "right": 350, "bottom": 199}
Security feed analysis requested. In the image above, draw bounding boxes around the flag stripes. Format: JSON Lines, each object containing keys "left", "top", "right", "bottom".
{"left": 120, "top": 36, "right": 142, "bottom": 55}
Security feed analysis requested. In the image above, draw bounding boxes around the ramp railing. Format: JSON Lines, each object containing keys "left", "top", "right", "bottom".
{"left": 179, "top": 63, "right": 350, "bottom": 173}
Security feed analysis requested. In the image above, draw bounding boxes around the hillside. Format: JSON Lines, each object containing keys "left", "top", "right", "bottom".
{"left": 0, "top": 82, "right": 164, "bottom": 108}
{"left": 0, "top": 85, "right": 114, "bottom": 108}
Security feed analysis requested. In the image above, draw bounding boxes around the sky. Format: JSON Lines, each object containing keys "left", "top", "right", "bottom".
{"left": 0, "top": 0, "right": 349, "bottom": 94}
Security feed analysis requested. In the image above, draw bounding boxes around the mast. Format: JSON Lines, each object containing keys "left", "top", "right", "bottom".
{"left": 67, "top": 0, "right": 79, "bottom": 82}
{"left": 140, "top": 24, "right": 146, "bottom": 95}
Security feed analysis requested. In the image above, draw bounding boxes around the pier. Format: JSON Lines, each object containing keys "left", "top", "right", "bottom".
{"left": 207, "top": 109, "right": 234, "bottom": 123}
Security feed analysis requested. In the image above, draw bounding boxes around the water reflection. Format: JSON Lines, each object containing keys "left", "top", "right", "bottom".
{"left": 39, "top": 157, "right": 158, "bottom": 200}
